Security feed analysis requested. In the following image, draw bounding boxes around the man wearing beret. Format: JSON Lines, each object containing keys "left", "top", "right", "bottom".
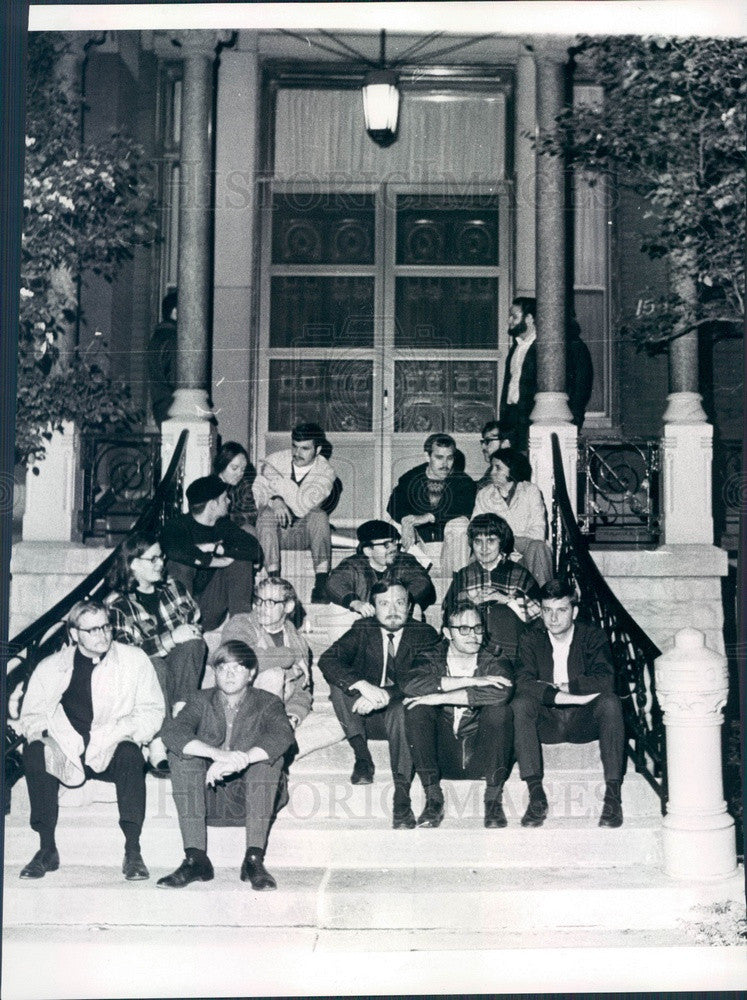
{"left": 326, "top": 520, "right": 436, "bottom": 618}
{"left": 161, "top": 475, "right": 263, "bottom": 631}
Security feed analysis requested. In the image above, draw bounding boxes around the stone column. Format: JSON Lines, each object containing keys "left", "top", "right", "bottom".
{"left": 513, "top": 42, "right": 536, "bottom": 298}
{"left": 158, "top": 30, "right": 227, "bottom": 494}
{"left": 22, "top": 422, "right": 82, "bottom": 541}
{"left": 661, "top": 260, "right": 713, "bottom": 543}
{"left": 528, "top": 38, "right": 576, "bottom": 513}
{"left": 655, "top": 628, "right": 736, "bottom": 880}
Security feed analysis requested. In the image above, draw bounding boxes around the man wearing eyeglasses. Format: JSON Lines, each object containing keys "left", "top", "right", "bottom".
{"left": 221, "top": 577, "right": 312, "bottom": 732}
{"left": 403, "top": 600, "right": 514, "bottom": 829}
{"left": 326, "top": 520, "right": 436, "bottom": 619}
{"left": 16, "top": 599, "right": 164, "bottom": 881}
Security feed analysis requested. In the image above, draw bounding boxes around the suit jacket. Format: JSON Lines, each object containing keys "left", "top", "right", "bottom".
{"left": 499, "top": 338, "right": 537, "bottom": 427}
{"left": 515, "top": 619, "right": 616, "bottom": 706}
{"left": 326, "top": 551, "right": 436, "bottom": 612}
{"left": 318, "top": 618, "right": 440, "bottom": 696}
{"left": 161, "top": 685, "right": 294, "bottom": 765}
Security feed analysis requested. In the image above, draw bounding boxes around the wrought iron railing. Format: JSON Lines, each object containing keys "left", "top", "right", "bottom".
{"left": 551, "top": 433, "right": 666, "bottom": 807}
{"left": 3, "top": 430, "right": 188, "bottom": 810}
{"left": 577, "top": 437, "right": 661, "bottom": 546}
{"left": 79, "top": 431, "right": 162, "bottom": 542}
{"left": 714, "top": 437, "right": 742, "bottom": 549}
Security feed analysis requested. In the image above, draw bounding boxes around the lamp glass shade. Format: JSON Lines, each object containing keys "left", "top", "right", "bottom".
{"left": 362, "top": 69, "right": 400, "bottom": 145}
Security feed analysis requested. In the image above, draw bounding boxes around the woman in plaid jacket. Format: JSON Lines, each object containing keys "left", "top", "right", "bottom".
{"left": 108, "top": 531, "right": 208, "bottom": 770}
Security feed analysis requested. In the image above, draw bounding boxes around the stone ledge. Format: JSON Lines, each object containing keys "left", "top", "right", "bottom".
{"left": 591, "top": 545, "right": 728, "bottom": 579}
{"left": 10, "top": 542, "right": 112, "bottom": 575}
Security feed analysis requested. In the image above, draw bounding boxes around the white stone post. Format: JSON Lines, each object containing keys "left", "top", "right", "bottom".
{"left": 655, "top": 627, "right": 736, "bottom": 880}
{"left": 529, "top": 421, "right": 578, "bottom": 519}
{"left": 661, "top": 401, "right": 714, "bottom": 544}
{"left": 22, "top": 421, "right": 83, "bottom": 541}
{"left": 160, "top": 419, "right": 215, "bottom": 512}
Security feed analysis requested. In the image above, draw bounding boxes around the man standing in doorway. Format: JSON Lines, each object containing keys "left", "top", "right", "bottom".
{"left": 499, "top": 297, "right": 537, "bottom": 453}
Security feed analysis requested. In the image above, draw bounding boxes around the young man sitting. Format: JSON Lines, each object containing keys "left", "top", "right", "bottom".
{"left": 158, "top": 640, "right": 295, "bottom": 890}
{"left": 512, "top": 578, "right": 626, "bottom": 828}
{"left": 443, "top": 513, "right": 542, "bottom": 665}
{"left": 326, "top": 519, "right": 436, "bottom": 619}
{"left": 387, "top": 433, "right": 476, "bottom": 578}
{"left": 221, "top": 576, "right": 312, "bottom": 732}
{"left": 161, "top": 475, "right": 262, "bottom": 631}
{"left": 403, "top": 601, "right": 514, "bottom": 829}
{"left": 252, "top": 422, "right": 336, "bottom": 603}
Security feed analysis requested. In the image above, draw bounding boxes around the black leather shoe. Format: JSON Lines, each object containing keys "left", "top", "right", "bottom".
{"left": 19, "top": 848, "right": 59, "bottom": 879}
{"left": 417, "top": 797, "right": 445, "bottom": 828}
{"left": 392, "top": 806, "right": 416, "bottom": 830}
{"left": 484, "top": 798, "right": 508, "bottom": 829}
{"left": 598, "top": 796, "right": 624, "bottom": 828}
{"left": 240, "top": 850, "right": 277, "bottom": 890}
{"left": 521, "top": 794, "right": 549, "bottom": 828}
{"left": 157, "top": 855, "right": 214, "bottom": 888}
{"left": 148, "top": 760, "right": 171, "bottom": 780}
{"left": 350, "top": 758, "right": 375, "bottom": 785}
{"left": 122, "top": 850, "right": 150, "bottom": 881}
{"left": 310, "top": 583, "right": 330, "bottom": 604}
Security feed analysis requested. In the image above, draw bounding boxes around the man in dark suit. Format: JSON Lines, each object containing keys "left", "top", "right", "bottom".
{"left": 318, "top": 580, "right": 439, "bottom": 829}
{"left": 512, "top": 578, "right": 625, "bottom": 829}
{"left": 498, "top": 297, "right": 537, "bottom": 453}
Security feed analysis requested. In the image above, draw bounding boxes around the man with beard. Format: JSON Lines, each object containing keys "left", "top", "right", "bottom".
{"left": 326, "top": 520, "right": 436, "bottom": 618}
{"left": 498, "top": 297, "right": 537, "bottom": 453}
{"left": 318, "top": 580, "right": 439, "bottom": 828}
{"left": 387, "top": 433, "right": 477, "bottom": 578}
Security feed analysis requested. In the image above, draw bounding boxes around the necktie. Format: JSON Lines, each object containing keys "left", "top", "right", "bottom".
{"left": 383, "top": 632, "right": 396, "bottom": 687}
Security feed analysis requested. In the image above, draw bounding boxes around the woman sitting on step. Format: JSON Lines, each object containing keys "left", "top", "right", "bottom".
{"left": 108, "top": 530, "right": 208, "bottom": 774}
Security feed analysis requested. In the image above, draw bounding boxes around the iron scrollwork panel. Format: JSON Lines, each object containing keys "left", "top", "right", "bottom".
{"left": 80, "top": 433, "right": 161, "bottom": 539}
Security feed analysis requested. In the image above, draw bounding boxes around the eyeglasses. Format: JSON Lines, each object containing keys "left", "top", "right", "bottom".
{"left": 75, "top": 623, "right": 113, "bottom": 636}
{"left": 370, "top": 540, "right": 400, "bottom": 550}
{"left": 450, "top": 624, "right": 485, "bottom": 636}
{"left": 255, "top": 596, "right": 287, "bottom": 607}
{"left": 137, "top": 553, "right": 164, "bottom": 564}
{"left": 480, "top": 436, "right": 501, "bottom": 445}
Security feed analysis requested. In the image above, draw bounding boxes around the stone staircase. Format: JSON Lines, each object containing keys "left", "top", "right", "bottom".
{"left": 3, "top": 545, "right": 745, "bottom": 996}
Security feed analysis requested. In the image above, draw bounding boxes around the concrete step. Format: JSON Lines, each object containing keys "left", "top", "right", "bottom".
{"left": 3, "top": 861, "right": 743, "bottom": 935}
{"left": 3, "top": 813, "right": 665, "bottom": 870}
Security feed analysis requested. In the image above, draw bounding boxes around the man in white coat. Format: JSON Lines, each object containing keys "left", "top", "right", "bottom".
{"left": 17, "top": 599, "right": 164, "bottom": 881}
{"left": 253, "top": 422, "right": 336, "bottom": 603}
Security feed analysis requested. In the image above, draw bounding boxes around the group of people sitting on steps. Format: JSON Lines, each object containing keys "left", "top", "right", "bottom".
{"left": 15, "top": 418, "right": 625, "bottom": 896}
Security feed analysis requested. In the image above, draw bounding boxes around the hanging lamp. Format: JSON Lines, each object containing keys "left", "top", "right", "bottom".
{"left": 361, "top": 30, "right": 400, "bottom": 148}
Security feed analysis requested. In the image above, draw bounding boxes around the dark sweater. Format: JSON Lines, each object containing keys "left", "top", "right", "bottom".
{"left": 387, "top": 465, "right": 476, "bottom": 542}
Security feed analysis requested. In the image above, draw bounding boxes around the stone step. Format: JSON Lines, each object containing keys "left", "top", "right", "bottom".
{"left": 3, "top": 813, "right": 665, "bottom": 870}
{"left": 4, "top": 861, "right": 743, "bottom": 935}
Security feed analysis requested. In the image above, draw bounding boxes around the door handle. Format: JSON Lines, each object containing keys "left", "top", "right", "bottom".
{"left": 383, "top": 389, "right": 389, "bottom": 411}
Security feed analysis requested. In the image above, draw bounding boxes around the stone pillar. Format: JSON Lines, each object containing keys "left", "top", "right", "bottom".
{"left": 159, "top": 30, "right": 226, "bottom": 491}
{"left": 22, "top": 422, "right": 82, "bottom": 541}
{"left": 661, "top": 261, "right": 712, "bottom": 543}
{"left": 514, "top": 42, "right": 536, "bottom": 298}
{"left": 212, "top": 31, "right": 260, "bottom": 444}
{"left": 655, "top": 628, "right": 736, "bottom": 880}
{"left": 528, "top": 38, "right": 576, "bottom": 513}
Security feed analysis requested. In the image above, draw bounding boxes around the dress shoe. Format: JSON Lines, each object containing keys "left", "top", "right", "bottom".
{"left": 520, "top": 793, "right": 549, "bottom": 828}
{"left": 417, "top": 797, "right": 445, "bottom": 828}
{"left": 19, "top": 847, "right": 59, "bottom": 879}
{"left": 350, "top": 758, "right": 375, "bottom": 785}
{"left": 122, "top": 850, "right": 150, "bottom": 881}
{"left": 598, "top": 796, "right": 624, "bottom": 828}
{"left": 484, "top": 798, "right": 508, "bottom": 829}
{"left": 157, "top": 854, "right": 214, "bottom": 888}
{"left": 148, "top": 759, "right": 171, "bottom": 780}
{"left": 392, "top": 806, "right": 416, "bottom": 829}
{"left": 310, "top": 582, "right": 330, "bottom": 604}
{"left": 240, "top": 850, "right": 277, "bottom": 890}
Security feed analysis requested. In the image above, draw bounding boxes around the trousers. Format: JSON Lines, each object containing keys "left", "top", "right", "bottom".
{"left": 329, "top": 685, "right": 413, "bottom": 791}
{"left": 256, "top": 506, "right": 331, "bottom": 574}
{"left": 169, "top": 559, "right": 254, "bottom": 631}
{"left": 23, "top": 739, "right": 145, "bottom": 847}
{"left": 168, "top": 752, "right": 284, "bottom": 852}
{"left": 512, "top": 692, "right": 625, "bottom": 781}
{"left": 151, "top": 638, "right": 207, "bottom": 710}
{"left": 406, "top": 702, "right": 513, "bottom": 792}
